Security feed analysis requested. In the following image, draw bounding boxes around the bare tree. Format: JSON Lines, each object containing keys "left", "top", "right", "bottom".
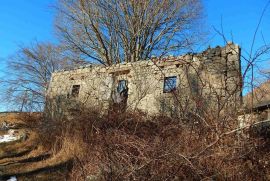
{"left": 1, "top": 42, "right": 73, "bottom": 112}
{"left": 55, "top": 0, "right": 203, "bottom": 65}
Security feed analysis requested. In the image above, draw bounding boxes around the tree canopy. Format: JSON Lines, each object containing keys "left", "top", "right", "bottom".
{"left": 56, "top": 0, "right": 203, "bottom": 65}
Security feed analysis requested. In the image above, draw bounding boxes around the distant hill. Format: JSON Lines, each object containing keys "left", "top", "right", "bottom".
{"left": 244, "top": 80, "right": 270, "bottom": 109}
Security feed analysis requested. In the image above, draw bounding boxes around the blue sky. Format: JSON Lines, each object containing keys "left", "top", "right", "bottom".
{"left": 205, "top": 0, "right": 270, "bottom": 50}
{"left": 0, "top": 1, "right": 269, "bottom": 58}
{"left": 0, "top": 0, "right": 269, "bottom": 110}
{"left": 0, "top": 1, "right": 269, "bottom": 60}
{"left": 0, "top": 0, "right": 55, "bottom": 59}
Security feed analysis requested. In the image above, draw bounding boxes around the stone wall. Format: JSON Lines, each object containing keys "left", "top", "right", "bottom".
{"left": 47, "top": 43, "right": 242, "bottom": 115}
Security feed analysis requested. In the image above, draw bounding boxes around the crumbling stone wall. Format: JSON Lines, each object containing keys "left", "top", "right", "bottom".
{"left": 47, "top": 43, "right": 242, "bottom": 115}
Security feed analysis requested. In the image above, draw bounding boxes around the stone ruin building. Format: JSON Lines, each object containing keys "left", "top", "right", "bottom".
{"left": 46, "top": 43, "right": 242, "bottom": 116}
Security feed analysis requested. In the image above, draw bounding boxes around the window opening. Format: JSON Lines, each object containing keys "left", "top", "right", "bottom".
{"left": 71, "top": 85, "right": 80, "bottom": 97}
{"left": 163, "top": 76, "right": 177, "bottom": 93}
{"left": 117, "top": 80, "right": 128, "bottom": 96}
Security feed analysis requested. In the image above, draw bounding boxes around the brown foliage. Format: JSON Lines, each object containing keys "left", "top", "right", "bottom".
{"left": 35, "top": 106, "right": 270, "bottom": 180}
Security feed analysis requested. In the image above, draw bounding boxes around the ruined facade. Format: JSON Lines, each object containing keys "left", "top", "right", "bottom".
{"left": 47, "top": 43, "right": 242, "bottom": 116}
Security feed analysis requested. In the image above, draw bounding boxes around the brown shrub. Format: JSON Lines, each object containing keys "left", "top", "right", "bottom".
{"left": 33, "top": 105, "right": 270, "bottom": 181}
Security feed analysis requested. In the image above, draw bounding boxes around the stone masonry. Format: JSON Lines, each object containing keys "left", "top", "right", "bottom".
{"left": 47, "top": 43, "right": 242, "bottom": 115}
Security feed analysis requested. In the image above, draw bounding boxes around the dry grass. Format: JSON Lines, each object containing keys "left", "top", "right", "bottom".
{"left": 0, "top": 137, "right": 75, "bottom": 176}
{"left": 0, "top": 107, "right": 269, "bottom": 180}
